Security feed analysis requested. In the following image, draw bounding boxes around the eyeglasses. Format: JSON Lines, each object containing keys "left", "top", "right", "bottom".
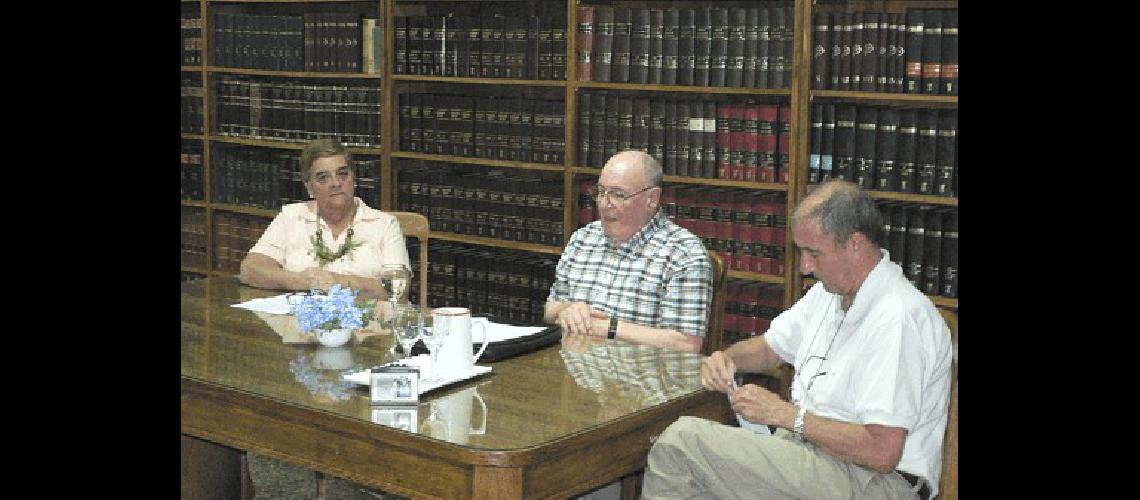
{"left": 799, "top": 355, "right": 830, "bottom": 392}
{"left": 588, "top": 185, "right": 656, "bottom": 204}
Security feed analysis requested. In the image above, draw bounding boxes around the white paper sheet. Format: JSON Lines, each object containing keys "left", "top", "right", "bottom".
{"left": 470, "top": 318, "right": 548, "bottom": 343}
{"left": 231, "top": 294, "right": 294, "bottom": 315}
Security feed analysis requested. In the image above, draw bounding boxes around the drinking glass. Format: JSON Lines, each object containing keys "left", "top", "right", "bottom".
{"left": 392, "top": 304, "right": 424, "bottom": 362}
{"left": 379, "top": 263, "right": 411, "bottom": 327}
{"left": 419, "top": 314, "right": 451, "bottom": 384}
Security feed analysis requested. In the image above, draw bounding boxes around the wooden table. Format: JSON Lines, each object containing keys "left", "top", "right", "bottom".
{"left": 181, "top": 277, "right": 733, "bottom": 499}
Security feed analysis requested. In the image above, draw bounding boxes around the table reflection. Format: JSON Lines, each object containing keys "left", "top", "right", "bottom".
{"left": 560, "top": 333, "right": 705, "bottom": 414}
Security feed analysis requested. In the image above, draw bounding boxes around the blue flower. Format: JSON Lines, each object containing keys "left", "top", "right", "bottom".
{"left": 289, "top": 286, "right": 375, "bottom": 333}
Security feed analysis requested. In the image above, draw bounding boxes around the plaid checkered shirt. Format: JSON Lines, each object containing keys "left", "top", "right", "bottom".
{"left": 548, "top": 212, "right": 713, "bottom": 338}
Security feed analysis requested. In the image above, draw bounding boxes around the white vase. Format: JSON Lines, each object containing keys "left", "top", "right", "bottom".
{"left": 315, "top": 327, "right": 352, "bottom": 348}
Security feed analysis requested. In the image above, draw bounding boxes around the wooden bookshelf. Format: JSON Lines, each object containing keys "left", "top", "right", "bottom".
{"left": 429, "top": 231, "right": 563, "bottom": 256}
{"left": 727, "top": 271, "right": 785, "bottom": 285}
{"left": 577, "top": 82, "right": 792, "bottom": 96}
{"left": 812, "top": 90, "right": 958, "bottom": 105}
{"left": 180, "top": 0, "right": 960, "bottom": 331}
{"left": 392, "top": 152, "right": 565, "bottom": 173}
{"left": 392, "top": 75, "right": 566, "bottom": 87}
{"left": 207, "top": 67, "right": 381, "bottom": 79}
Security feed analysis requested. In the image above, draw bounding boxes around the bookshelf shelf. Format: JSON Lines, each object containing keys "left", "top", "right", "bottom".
{"left": 182, "top": 133, "right": 205, "bottom": 141}
{"left": 575, "top": 82, "right": 792, "bottom": 96}
{"left": 727, "top": 271, "right": 785, "bottom": 284}
{"left": 392, "top": 152, "right": 565, "bottom": 172}
{"left": 812, "top": 90, "right": 958, "bottom": 106}
{"left": 930, "top": 296, "right": 958, "bottom": 308}
{"left": 429, "top": 231, "right": 564, "bottom": 255}
{"left": 209, "top": 0, "right": 376, "bottom": 4}
{"left": 182, "top": 200, "right": 209, "bottom": 208}
{"left": 573, "top": 167, "right": 790, "bottom": 191}
{"left": 182, "top": 266, "right": 208, "bottom": 275}
{"left": 865, "top": 190, "right": 958, "bottom": 206}
{"left": 393, "top": 75, "right": 566, "bottom": 87}
{"left": 212, "top": 203, "right": 277, "bottom": 218}
{"left": 208, "top": 135, "right": 383, "bottom": 155}
{"left": 182, "top": 66, "right": 203, "bottom": 72}
{"left": 206, "top": 67, "right": 381, "bottom": 79}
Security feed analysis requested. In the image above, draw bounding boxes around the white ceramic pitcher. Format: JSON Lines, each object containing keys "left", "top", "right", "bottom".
{"left": 431, "top": 307, "right": 489, "bottom": 380}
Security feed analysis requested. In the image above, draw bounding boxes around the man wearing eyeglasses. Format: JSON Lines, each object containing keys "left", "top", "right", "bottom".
{"left": 643, "top": 181, "right": 953, "bottom": 500}
{"left": 544, "top": 150, "right": 713, "bottom": 353}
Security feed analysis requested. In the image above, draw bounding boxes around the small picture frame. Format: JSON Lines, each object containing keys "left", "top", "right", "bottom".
{"left": 369, "top": 365, "right": 420, "bottom": 405}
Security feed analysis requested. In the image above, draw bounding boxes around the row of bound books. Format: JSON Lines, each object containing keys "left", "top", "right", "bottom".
{"left": 809, "top": 103, "right": 956, "bottom": 197}
{"left": 181, "top": 142, "right": 204, "bottom": 201}
{"left": 398, "top": 94, "right": 565, "bottom": 165}
{"left": 213, "top": 212, "right": 272, "bottom": 274}
{"left": 181, "top": 206, "right": 208, "bottom": 270}
{"left": 416, "top": 240, "right": 557, "bottom": 326}
{"left": 181, "top": 80, "right": 204, "bottom": 134}
{"left": 212, "top": 12, "right": 372, "bottom": 73}
{"left": 181, "top": 15, "right": 202, "bottom": 66}
{"left": 811, "top": 9, "right": 957, "bottom": 95}
{"left": 395, "top": 14, "right": 566, "bottom": 80}
{"left": 577, "top": 5, "right": 793, "bottom": 88}
{"left": 579, "top": 92, "right": 792, "bottom": 182}
{"left": 723, "top": 280, "right": 784, "bottom": 345}
{"left": 876, "top": 202, "right": 957, "bottom": 298}
{"left": 211, "top": 146, "right": 381, "bottom": 211}
{"left": 667, "top": 187, "right": 787, "bottom": 277}
{"left": 397, "top": 164, "right": 564, "bottom": 247}
{"left": 214, "top": 77, "right": 382, "bottom": 148}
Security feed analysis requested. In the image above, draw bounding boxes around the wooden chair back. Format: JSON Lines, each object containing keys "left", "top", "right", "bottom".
{"left": 389, "top": 211, "right": 429, "bottom": 306}
{"left": 701, "top": 251, "right": 728, "bottom": 356}
{"left": 936, "top": 308, "right": 958, "bottom": 499}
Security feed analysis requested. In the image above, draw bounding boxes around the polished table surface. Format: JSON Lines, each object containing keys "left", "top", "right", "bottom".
{"left": 181, "top": 277, "right": 732, "bottom": 499}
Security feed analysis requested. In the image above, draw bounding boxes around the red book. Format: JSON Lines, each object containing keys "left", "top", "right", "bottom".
{"left": 728, "top": 103, "right": 746, "bottom": 180}
{"left": 756, "top": 104, "right": 778, "bottom": 182}
{"left": 742, "top": 104, "right": 759, "bottom": 182}
{"left": 576, "top": 6, "right": 595, "bottom": 81}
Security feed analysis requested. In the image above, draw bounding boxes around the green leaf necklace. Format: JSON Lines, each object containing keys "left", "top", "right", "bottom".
{"left": 309, "top": 202, "right": 364, "bottom": 267}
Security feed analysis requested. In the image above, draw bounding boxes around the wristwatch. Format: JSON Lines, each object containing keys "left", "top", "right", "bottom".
{"left": 793, "top": 404, "right": 807, "bottom": 439}
{"left": 607, "top": 317, "right": 618, "bottom": 339}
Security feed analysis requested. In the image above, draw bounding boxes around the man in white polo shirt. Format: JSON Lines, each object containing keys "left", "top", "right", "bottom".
{"left": 643, "top": 180, "right": 953, "bottom": 499}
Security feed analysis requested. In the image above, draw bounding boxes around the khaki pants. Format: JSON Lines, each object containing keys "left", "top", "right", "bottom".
{"left": 643, "top": 416, "right": 916, "bottom": 499}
